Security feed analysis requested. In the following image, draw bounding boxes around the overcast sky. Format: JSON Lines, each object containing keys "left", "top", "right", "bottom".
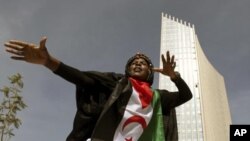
{"left": 0, "top": 0, "right": 249, "bottom": 140}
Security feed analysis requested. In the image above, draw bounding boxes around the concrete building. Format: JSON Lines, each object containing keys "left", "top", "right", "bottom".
{"left": 159, "top": 13, "right": 231, "bottom": 141}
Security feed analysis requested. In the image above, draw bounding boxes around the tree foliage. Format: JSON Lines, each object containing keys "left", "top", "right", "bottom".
{"left": 0, "top": 73, "right": 27, "bottom": 141}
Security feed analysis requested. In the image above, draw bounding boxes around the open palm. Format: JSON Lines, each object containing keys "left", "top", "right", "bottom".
{"left": 152, "top": 51, "right": 177, "bottom": 79}
{"left": 4, "top": 37, "right": 49, "bottom": 65}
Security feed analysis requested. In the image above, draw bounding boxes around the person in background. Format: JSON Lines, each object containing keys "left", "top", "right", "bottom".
{"left": 4, "top": 37, "right": 192, "bottom": 141}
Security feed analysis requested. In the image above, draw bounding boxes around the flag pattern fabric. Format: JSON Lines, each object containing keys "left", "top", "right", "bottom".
{"left": 113, "top": 78, "right": 165, "bottom": 141}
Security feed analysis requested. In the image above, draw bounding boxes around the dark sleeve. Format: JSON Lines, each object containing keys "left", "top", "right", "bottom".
{"left": 53, "top": 62, "right": 124, "bottom": 88}
{"left": 159, "top": 77, "right": 193, "bottom": 113}
{"left": 53, "top": 62, "right": 98, "bottom": 86}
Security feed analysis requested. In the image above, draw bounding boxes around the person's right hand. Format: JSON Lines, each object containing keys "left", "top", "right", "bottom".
{"left": 4, "top": 37, "right": 50, "bottom": 65}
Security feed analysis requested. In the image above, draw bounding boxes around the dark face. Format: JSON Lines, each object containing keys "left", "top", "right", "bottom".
{"left": 128, "top": 58, "right": 151, "bottom": 81}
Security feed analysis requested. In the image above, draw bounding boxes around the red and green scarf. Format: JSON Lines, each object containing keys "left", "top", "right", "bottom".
{"left": 113, "top": 77, "right": 165, "bottom": 141}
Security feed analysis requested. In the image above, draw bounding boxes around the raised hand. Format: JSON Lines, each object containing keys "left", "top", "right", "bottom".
{"left": 4, "top": 37, "right": 50, "bottom": 65}
{"left": 152, "top": 51, "right": 178, "bottom": 80}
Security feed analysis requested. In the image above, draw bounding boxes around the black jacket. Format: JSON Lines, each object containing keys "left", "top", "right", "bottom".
{"left": 54, "top": 63, "right": 192, "bottom": 141}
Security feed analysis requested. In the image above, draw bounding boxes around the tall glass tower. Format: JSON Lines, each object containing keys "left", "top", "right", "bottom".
{"left": 159, "top": 13, "right": 231, "bottom": 141}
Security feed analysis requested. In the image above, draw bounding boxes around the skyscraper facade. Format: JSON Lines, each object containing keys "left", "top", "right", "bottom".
{"left": 159, "top": 13, "right": 231, "bottom": 141}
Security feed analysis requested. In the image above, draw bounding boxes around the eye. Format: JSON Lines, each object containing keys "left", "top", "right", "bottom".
{"left": 140, "top": 61, "right": 147, "bottom": 65}
{"left": 131, "top": 62, "right": 137, "bottom": 65}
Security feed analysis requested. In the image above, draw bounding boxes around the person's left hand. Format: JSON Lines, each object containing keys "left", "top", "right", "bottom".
{"left": 152, "top": 51, "right": 178, "bottom": 80}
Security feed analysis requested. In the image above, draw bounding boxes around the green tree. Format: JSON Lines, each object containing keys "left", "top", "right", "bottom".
{"left": 0, "top": 73, "right": 27, "bottom": 141}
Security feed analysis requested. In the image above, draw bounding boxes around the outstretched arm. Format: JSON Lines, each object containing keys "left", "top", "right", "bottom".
{"left": 4, "top": 37, "right": 60, "bottom": 71}
{"left": 4, "top": 37, "right": 96, "bottom": 86}
{"left": 153, "top": 51, "right": 192, "bottom": 110}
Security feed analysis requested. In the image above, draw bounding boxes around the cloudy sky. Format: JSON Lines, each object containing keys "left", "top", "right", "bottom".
{"left": 0, "top": 0, "right": 249, "bottom": 140}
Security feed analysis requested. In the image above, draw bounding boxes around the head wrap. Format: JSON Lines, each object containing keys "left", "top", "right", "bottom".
{"left": 125, "top": 53, "right": 154, "bottom": 85}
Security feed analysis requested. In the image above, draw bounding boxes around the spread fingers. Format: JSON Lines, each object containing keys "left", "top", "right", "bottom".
{"left": 8, "top": 40, "right": 30, "bottom": 47}
{"left": 4, "top": 42, "right": 25, "bottom": 51}
{"left": 5, "top": 47, "right": 25, "bottom": 56}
